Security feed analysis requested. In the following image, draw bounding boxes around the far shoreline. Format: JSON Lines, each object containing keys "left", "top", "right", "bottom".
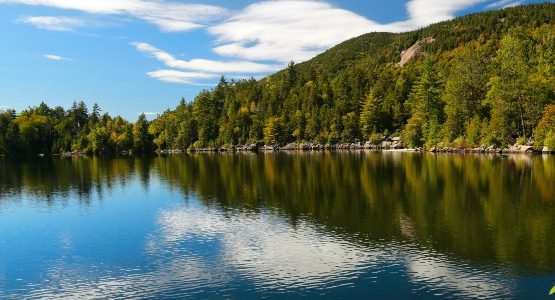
{"left": 2, "top": 142, "right": 554, "bottom": 159}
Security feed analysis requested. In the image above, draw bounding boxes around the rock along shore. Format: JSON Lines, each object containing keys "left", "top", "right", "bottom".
{"left": 157, "top": 137, "right": 554, "bottom": 155}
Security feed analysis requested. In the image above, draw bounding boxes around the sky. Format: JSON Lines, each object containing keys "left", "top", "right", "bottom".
{"left": 0, "top": 0, "right": 550, "bottom": 120}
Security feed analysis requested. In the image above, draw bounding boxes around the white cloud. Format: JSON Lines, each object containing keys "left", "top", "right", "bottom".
{"left": 405, "top": 0, "right": 487, "bottom": 27}
{"left": 208, "top": 1, "right": 384, "bottom": 63}
{"left": 207, "top": 0, "right": 493, "bottom": 64}
{"left": 2, "top": 0, "right": 227, "bottom": 32}
{"left": 44, "top": 54, "right": 61, "bottom": 60}
{"left": 133, "top": 42, "right": 281, "bottom": 74}
{"left": 18, "top": 16, "right": 84, "bottom": 31}
{"left": 485, "top": 0, "right": 521, "bottom": 8}
{"left": 146, "top": 70, "right": 216, "bottom": 84}
{"left": 503, "top": 1, "right": 523, "bottom": 8}
{"left": 43, "top": 54, "right": 71, "bottom": 61}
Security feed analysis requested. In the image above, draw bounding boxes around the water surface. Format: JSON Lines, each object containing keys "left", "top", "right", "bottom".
{"left": 1, "top": 152, "right": 554, "bottom": 299}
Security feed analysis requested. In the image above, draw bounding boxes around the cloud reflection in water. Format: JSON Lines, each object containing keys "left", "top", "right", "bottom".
{"left": 3, "top": 199, "right": 516, "bottom": 299}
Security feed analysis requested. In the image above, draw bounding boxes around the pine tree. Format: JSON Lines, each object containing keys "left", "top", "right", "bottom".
{"left": 133, "top": 114, "right": 154, "bottom": 154}
{"left": 403, "top": 58, "right": 443, "bottom": 147}
{"left": 360, "top": 93, "right": 382, "bottom": 140}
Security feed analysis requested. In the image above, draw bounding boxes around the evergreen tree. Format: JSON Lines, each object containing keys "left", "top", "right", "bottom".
{"left": 403, "top": 58, "right": 443, "bottom": 147}
{"left": 442, "top": 42, "right": 490, "bottom": 143}
{"left": 360, "top": 93, "right": 382, "bottom": 140}
{"left": 0, "top": 109, "right": 20, "bottom": 155}
{"left": 133, "top": 114, "right": 155, "bottom": 154}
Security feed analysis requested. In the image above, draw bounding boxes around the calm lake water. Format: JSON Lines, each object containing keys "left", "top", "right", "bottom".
{"left": 0, "top": 152, "right": 554, "bottom": 299}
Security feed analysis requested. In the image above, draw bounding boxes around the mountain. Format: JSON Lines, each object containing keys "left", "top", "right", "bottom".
{"left": 2, "top": 3, "right": 555, "bottom": 156}
{"left": 148, "top": 2, "right": 555, "bottom": 150}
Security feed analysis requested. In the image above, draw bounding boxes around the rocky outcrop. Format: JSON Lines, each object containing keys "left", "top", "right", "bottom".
{"left": 159, "top": 139, "right": 551, "bottom": 155}
{"left": 502, "top": 144, "right": 535, "bottom": 154}
{"left": 397, "top": 37, "right": 436, "bottom": 67}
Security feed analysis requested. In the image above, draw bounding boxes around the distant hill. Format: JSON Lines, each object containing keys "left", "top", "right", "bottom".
{"left": 146, "top": 2, "right": 553, "bottom": 150}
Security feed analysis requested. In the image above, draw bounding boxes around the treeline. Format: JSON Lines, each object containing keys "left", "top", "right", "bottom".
{"left": 0, "top": 102, "right": 154, "bottom": 156}
{"left": 1, "top": 3, "right": 555, "bottom": 156}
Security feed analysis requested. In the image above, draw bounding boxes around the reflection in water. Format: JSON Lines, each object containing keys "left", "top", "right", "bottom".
{"left": 157, "top": 207, "right": 375, "bottom": 287}
{"left": 154, "top": 152, "right": 555, "bottom": 272}
{"left": 155, "top": 206, "right": 516, "bottom": 299}
{"left": 0, "top": 153, "right": 554, "bottom": 298}
{"left": 2, "top": 204, "right": 515, "bottom": 299}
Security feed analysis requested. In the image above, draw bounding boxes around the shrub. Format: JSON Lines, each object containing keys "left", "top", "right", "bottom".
{"left": 516, "top": 137, "right": 527, "bottom": 145}
{"left": 545, "top": 130, "right": 555, "bottom": 150}
{"left": 534, "top": 105, "right": 555, "bottom": 147}
{"left": 453, "top": 136, "right": 467, "bottom": 148}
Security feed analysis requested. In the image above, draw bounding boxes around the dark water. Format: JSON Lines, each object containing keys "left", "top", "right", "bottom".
{"left": 1, "top": 152, "right": 554, "bottom": 299}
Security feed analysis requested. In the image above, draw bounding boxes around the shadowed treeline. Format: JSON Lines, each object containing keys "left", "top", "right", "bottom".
{"left": 1, "top": 153, "right": 555, "bottom": 272}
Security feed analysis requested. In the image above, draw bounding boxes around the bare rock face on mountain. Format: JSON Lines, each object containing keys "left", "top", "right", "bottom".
{"left": 397, "top": 37, "right": 436, "bottom": 67}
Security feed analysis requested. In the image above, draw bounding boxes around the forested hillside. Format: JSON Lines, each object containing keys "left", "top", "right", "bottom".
{"left": 145, "top": 2, "right": 555, "bottom": 150}
{"left": 1, "top": 3, "right": 555, "bottom": 155}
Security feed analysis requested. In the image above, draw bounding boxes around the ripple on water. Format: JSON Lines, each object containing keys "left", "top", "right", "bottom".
{"left": 0, "top": 199, "right": 543, "bottom": 299}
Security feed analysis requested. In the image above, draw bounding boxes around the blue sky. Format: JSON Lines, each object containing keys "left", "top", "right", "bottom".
{"left": 0, "top": 0, "right": 549, "bottom": 120}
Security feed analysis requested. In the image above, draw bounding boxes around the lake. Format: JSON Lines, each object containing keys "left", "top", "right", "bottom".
{"left": 0, "top": 152, "right": 554, "bottom": 299}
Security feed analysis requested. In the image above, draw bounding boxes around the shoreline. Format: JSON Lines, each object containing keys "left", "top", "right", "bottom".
{"left": 3, "top": 142, "right": 554, "bottom": 158}
{"left": 160, "top": 142, "right": 554, "bottom": 155}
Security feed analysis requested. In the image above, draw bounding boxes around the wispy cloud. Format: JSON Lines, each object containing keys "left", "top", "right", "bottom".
{"left": 133, "top": 41, "right": 280, "bottom": 84}
{"left": 502, "top": 1, "right": 523, "bottom": 8}
{"left": 139, "top": 112, "right": 160, "bottom": 116}
{"left": 18, "top": 16, "right": 84, "bottom": 31}
{"left": 486, "top": 0, "right": 522, "bottom": 9}
{"left": 43, "top": 54, "right": 72, "bottom": 61}
{"left": 2, "top": 0, "right": 227, "bottom": 32}
{"left": 146, "top": 70, "right": 217, "bottom": 84}
{"left": 404, "top": 0, "right": 488, "bottom": 27}
{"left": 133, "top": 42, "right": 280, "bottom": 74}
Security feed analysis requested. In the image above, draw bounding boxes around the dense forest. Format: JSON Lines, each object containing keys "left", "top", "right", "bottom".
{"left": 1, "top": 3, "right": 555, "bottom": 156}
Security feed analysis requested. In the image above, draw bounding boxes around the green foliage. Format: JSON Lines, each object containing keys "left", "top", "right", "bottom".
{"left": 0, "top": 109, "right": 20, "bottom": 155}
{"left": 360, "top": 93, "right": 382, "bottom": 140}
{"left": 465, "top": 116, "right": 483, "bottom": 147}
{"left": 263, "top": 116, "right": 283, "bottom": 145}
{"left": 404, "top": 58, "right": 443, "bottom": 147}
{"left": 133, "top": 114, "right": 155, "bottom": 154}
{"left": 16, "top": 111, "right": 52, "bottom": 154}
{"left": 534, "top": 105, "right": 555, "bottom": 148}
{"left": 545, "top": 131, "right": 555, "bottom": 151}
{"left": 87, "top": 126, "right": 112, "bottom": 155}
{"left": 442, "top": 42, "right": 490, "bottom": 142}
